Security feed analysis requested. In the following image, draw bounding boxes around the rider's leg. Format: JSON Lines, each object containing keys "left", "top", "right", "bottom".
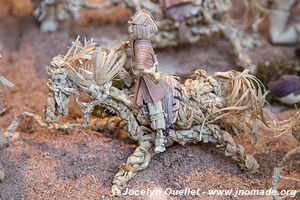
{"left": 147, "top": 101, "right": 167, "bottom": 153}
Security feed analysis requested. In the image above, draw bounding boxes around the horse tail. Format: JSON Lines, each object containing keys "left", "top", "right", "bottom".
{"left": 211, "top": 69, "right": 268, "bottom": 144}
{"left": 214, "top": 69, "right": 267, "bottom": 116}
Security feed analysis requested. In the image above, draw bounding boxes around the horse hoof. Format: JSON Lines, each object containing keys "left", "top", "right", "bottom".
{"left": 244, "top": 154, "right": 260, "bottom": 173}
{"left": 111, "top": 185, "right": 122, "bottom": 196}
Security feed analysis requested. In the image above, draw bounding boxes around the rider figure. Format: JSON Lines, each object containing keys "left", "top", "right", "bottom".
{"left": 127, "top": 10, "right": 168, "bottom": 153}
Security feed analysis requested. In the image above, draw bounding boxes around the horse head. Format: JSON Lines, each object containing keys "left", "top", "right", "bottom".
{"left": 45, "top": 38, "right": 128, "bottom": 124}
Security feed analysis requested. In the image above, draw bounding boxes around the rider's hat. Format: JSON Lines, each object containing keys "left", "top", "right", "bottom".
{"left": 128, "top": 10, "right": 158, "bottom": 39}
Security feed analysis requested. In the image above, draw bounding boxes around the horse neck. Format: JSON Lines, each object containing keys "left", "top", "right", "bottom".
{"left": 102, "top": 87, "right": 145, "bottom": 141}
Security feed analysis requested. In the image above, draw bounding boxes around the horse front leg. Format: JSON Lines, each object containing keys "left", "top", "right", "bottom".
{"left": 169, "top": 124, "right": 259, "bottom": 172}
{"left": 111, "top": 134, "right": 154, "bottom": 196}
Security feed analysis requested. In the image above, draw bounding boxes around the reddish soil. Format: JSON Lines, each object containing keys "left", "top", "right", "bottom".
{"left": 0, "top": 1, "right": 299, "bottom": 200}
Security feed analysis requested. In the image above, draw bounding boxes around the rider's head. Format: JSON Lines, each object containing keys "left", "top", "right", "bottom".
{"left": 128, "top": 10, "right": 158, "bottom": 40}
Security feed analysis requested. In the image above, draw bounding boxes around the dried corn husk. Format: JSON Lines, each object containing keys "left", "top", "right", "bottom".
{"left": 210, "top": 69, "right": 268, "bottom": 144}
{"left": 49, "top": 37, "right": 127, "bottom": 85}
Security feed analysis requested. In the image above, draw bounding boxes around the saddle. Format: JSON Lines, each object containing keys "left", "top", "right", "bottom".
{"left": 141, "top": 74, "right": 182, "bottom": 131}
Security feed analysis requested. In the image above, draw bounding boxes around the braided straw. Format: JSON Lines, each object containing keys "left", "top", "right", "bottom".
{"left": 111, "top": 123, "right": 260, "bottom": 195}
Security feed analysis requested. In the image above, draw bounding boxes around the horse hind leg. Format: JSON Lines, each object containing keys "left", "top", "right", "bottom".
{"left": 111, "top": 134, "right": 154, "bottom": 196}
{"left": 217, "top": 127, "right": 260, "bottom": 172}
{"left": 169, "top": 124, "right": 260, "bottom": 172}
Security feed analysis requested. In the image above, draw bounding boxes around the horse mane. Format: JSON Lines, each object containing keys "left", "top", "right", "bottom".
{"left": 53, "top": 37, "right": 127, "bottom": 85}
